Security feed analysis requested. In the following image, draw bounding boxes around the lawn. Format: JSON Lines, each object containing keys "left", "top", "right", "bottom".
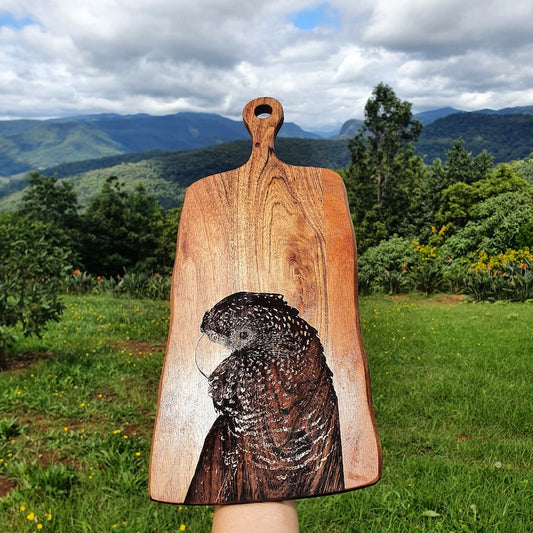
{"left": 0, "top": 294, "right": 532, "bottom": 532}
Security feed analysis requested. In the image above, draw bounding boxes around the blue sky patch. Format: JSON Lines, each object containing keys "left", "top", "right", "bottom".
{"left": 292, "top": 3, "right": 341, "bottom": 30}
{"left": 0, "top": 12, "right": 35, "bottom": 29}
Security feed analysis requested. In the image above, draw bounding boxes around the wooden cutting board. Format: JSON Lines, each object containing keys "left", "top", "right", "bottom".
{"left": 149, "top": 97, "right": 381, "bottom": 505}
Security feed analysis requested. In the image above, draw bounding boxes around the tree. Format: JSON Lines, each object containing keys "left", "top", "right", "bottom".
{"left": 19, "top": 171, "right": 82, "bottom": 264}
{"left": 443, "top": 191, "right": 533, "bottom": 257}
{"left": 154, "top": 207, "right": 182, "bottom": 271}
{"left": 81, "top": 177, "right": 164, "bottom": 276}
{"left": 20, "top": 171, "right": 80, "bottom": 228}
{"left": 0, "top": 214, "right": 69, "bottom": 368}
{"left": 511, "top": 154, "right": 533, "bottom": 185}
{"left": 345, "top": 82, "right": 424, "bottom": 250}
{"left": 439, "top": 139, "right": 494, "bottom": 189}
{"left": 442, "top": 138, "right": 473, "bottom": 186}
{"left": 471, "top": 149, "right": 494, "bottom": 183}
{"left": 437, "top": 163, "right": 531, "bottom": 232}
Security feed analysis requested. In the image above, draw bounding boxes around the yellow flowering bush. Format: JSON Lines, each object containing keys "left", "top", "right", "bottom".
{"left": 469, "top": 248, "right": 533, "bottom": 273}
{"left": 464, "top": 248, "right": 533, "bottom": 301}
{"left": 411, "top": 241, "right": 441, "bottom": 262}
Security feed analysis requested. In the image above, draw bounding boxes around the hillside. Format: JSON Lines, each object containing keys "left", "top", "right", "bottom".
{"left": 414, "top": 107, "right": 463, "bottom": 125}
{"left": 416, "top": 113, "right": 533, "bottom": 163}
{"left": 0, "top": 138, "right": 351, "bottom": 211}
{"left": 334, "top": 109, "right": 533, "bottom": 163}
{"left": 2, "top": 106, "right": 533, "bottom": 210}
{"left": 0, "top": 112, "right": 319, "bottom": 178}
{"left": 332, "top": 119, "right": 365, "bottom": 140}
{"left": 2, "top": 104, "right": 533, "bottom": 181}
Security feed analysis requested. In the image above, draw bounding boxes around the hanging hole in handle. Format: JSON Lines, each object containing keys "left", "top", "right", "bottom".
{"left": 254, "top": 104, "right": 273, "bottom": 119}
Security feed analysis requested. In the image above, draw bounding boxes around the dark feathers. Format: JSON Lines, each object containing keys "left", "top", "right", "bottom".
{"left": 185, "top": 291, "right": 344, "bottom": 504}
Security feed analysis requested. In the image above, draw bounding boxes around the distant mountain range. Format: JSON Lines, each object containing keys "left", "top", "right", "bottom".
{"left": 1, "top": 104, "right": 532, "bottom": 208}
{"left": 333, "top": 105, "right": 533, "bottom": 137}
{"left": 0, "top": 112, "right": 320, "bottom": 178}
{"left": 333, "top": 106, "right": 533, "bottom": 163}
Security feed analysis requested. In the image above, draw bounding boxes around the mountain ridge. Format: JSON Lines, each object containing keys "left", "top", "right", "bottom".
{"left": 0, "top": 111, "right": 320, "bottom": 178}
{"left": 1, "top": 105, "right": 532, "bottom": 205}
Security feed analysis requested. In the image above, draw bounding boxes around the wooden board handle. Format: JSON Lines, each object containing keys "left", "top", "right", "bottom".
{"left": 242, "top": 97, "right": 284, "bottom": 159}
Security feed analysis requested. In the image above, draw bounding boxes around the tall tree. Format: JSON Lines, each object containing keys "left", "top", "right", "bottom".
{"left": 345, "top": 83, "right": 423, "bottom": 251}
{"left": 440, "top": 138, "right": 493, "bottom": 186}
{"left": 442, "top": 138, "right": 473, "bottom": 186}
{"left": 19, "top": 171, "right": 82, "bottom": 261}
{"left": 20, "top": 171, "right": 80, "bottom": 228}
{"left": 81, "top": 177, "right": 164, "bottom": 276}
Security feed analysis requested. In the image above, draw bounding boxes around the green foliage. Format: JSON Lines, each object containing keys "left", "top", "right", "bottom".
{"left": 155, "top": 207, "right": 181, "bottom": 267}
{"left": 0, "top": 121, "right": 122, "bottom": 176}
{"left": 62, "top": 270, "right": 171, "bottom": 300}
{"left": 18, "top": 172, "right": 82, "bottom": 264}
{"left": 417, "top": 112, "right": 533, "bottom": 163}
{"left": 0, "top": 215, "right": 69, "bottom": 366}
{"left": 351, "top": 206, "right": 388, "bottom": 253}
{"left": 410, "top": 261, "right": 445, "bottom": 294}
{"left": 443, "top": 137, "right": 475, "bottom": 185}
{"left": 346, "top": 82, "right": 425, "bottom": 251}
{"left": 436, "top": 181, "right": 477, "bottom": 229}
{"left": 512, "top": 153, "right": 533, "bottom": 185}
{"left": 80, "top": 177, "right": 166, "bottom": 276}
{"left": 66, "top": 158, "right": 189, "bottom": 209}
{"left": 358, "top": 237, "right": 415, "bottom": 294}
{"left": 0, "top": 136, "right": 352, "bottom": 210}
{"left": 408, "top": 242, "right": 446, "bottom": 294}
{"left": 440, "top": 138, "right": 493, "bottom": 185}
{"left": 462, "top": 249, "right": 533, "bottom": 302}
{"left": 443, "top": 191, "right": 533, "bottom": 257}
{"left": 2, "top": 171, "right": 177, "bottom": 303}
{"left": 19, "top": 171, "right": 80, "bottom": 227}
{"left": 434, "top": 152, "right": 526, "bottom": 230}
{"left": 10, "top": 462, "right": 79, "bottom": 498}
{"left": 429, "top": 155, "right": 533, "bottom": 259}
{"left": 358, "top": 238, "right": 450, "bottom": 296}
{"left": 0, "top": 416, "right": 24, "bottom": 440}
{"left": 359, "top": 240, "right": 533, "bottom": 302}
{"left": 116, "top": 271, "right": 171, "bottom": 300}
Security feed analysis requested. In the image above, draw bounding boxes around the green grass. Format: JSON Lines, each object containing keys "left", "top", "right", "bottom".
{"left": 0, "top": 294, "right": 532, "bottom": 532}
{"left": 300, "top": 295, "right": 533, "bottom": 532}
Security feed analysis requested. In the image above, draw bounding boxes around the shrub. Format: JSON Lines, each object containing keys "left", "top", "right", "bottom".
{"left": 463, "top": 248, "right": 533, "bottom": 301}
{"left": 61, "top": 270, "right": 171, "bottom": 300}
{"left": 358, "top": 236, "right": 414, "bottom": 294}
{"left": 410, "top": 261, "right": 445, "bottom": 294}
{"left": 0, "top": 216, "right": 70, "bottom": 367}
{"left": 409, "top": 241, "right": 445, "bottom": 294}
{"left": 62, "top": 270, "right": 100, "bottom": 295}
{"left": 443, "top": 191, "right": 533, "bottom": 257}
{"left": 375, "top": 269, "right": 412, "bottom": 294}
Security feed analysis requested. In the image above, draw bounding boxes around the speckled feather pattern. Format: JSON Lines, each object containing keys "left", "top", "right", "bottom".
{"left": 185, "top": 292, "right": 345, "bottom": 504}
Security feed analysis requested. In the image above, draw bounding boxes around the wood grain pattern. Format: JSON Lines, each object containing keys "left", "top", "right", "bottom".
{"left": 149, "top": 97, "right": 382, "bottom": 505}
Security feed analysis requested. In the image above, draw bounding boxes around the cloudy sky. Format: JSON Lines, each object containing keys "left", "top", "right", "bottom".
{"left": 1, "top": 0, "right": 532, "bottom": 130}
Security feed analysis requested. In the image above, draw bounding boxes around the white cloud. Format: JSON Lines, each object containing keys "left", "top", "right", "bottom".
{"left": 362, "top": 0, "right": 533, "bottom": 56}
{"left": 0, "top": 0, "right": 532, "bottom": 129}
